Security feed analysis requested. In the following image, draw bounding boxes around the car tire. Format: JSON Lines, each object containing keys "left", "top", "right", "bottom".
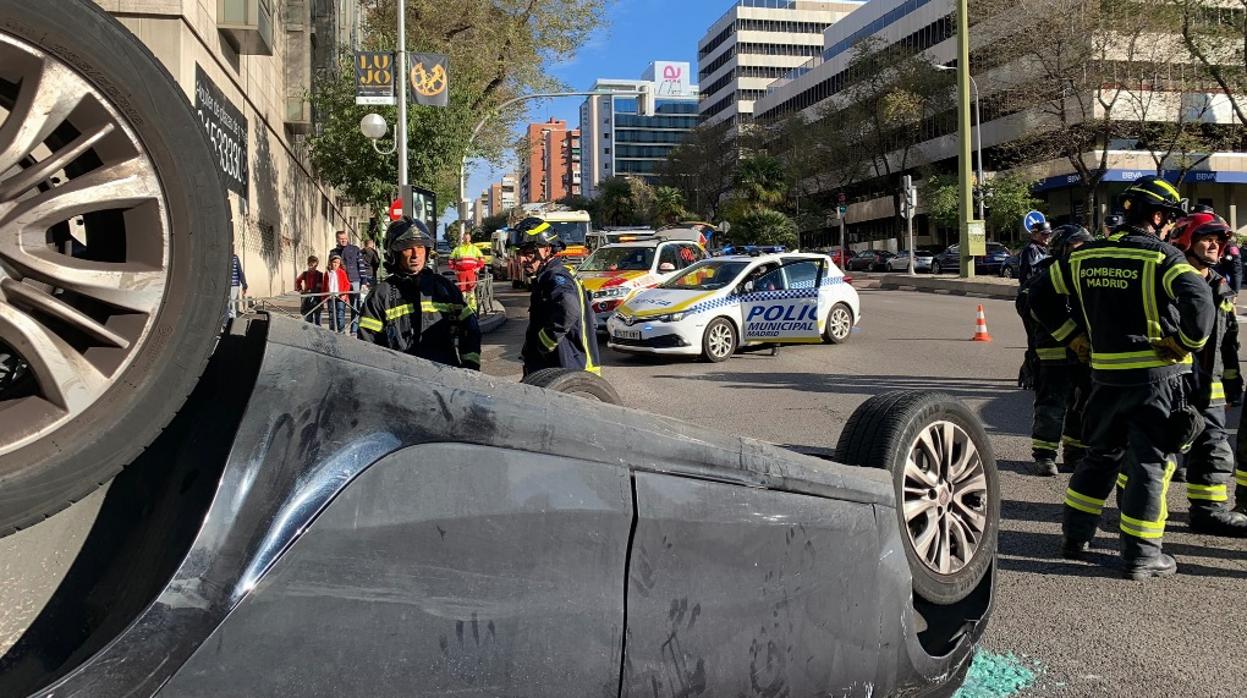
{"left": 0, "top": 0, "right": 230, "bottom": 536}
{"left": 835, "top": 391, "right": 999, "bottom": 605}
{"left": 823, "top": 302, "right": 853, "bottom": 344}
{"left": 931, "top": 261, "right": 942, "bottom": 275}
{"left": 701, "top": 317, "right": 737, "bottom": 363}
{"left": 520, "top": 368, "right": 621, "bottom": 405}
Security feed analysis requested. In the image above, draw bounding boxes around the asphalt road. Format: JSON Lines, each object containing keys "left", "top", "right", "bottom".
{"left": 486, "top": 287, "right": 1247, "bottom": 697}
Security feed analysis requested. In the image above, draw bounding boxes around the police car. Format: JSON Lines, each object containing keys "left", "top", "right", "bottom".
{"left": 606, "top": 253, "right": 860, "bottom": 361}
{"left": 576, "top": 232, "right": 708, "bottom": 331}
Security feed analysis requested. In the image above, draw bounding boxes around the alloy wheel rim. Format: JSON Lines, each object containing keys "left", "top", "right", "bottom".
{"left": 707, "top": 323, "right": 732, "bottom": 358}
{"left": 830, "top": 308, "right": 851, "bottom": 339}
{"left": 902, "top": 420, "right": 988, "bottom": 575}
{"left": 0, "top": 32, "right": 171, "bottom": 457}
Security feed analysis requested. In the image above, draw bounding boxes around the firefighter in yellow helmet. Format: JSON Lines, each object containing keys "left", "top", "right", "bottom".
{"left": 512, "top": 217, "right": 601, "bottom": 377}
{"left": 1027, "top": 175, "right": 1215, "bottom": 579}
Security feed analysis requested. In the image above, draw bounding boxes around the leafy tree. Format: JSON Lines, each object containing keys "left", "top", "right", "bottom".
{"left": 660, "top": 120, "right": 736, "bottom": 219}
{"left": 922, "top": 172, "right": 1040, "bottom": 241}
{"left": 734, "top": 155, "right": 788, "bottom": 208}
{"left": 307, "top": 0, "right": 608, "bottom": 215}
{"left": 983, "top": 174, "right": 1042, "bottom": 242}
{"left": 921, "top": 174, "right": 961, "bottom": 232}
{"left": 652, "top": 186, "right": 688, "bottom": 226}
{"left": 595, "top": 177, "right": 654, "bottom": 226}
{"left": 730, "top": 208, "right": 798, "bottom": 248}
{"left": 975, "top": 0, "right": 1171, "bottom": 225}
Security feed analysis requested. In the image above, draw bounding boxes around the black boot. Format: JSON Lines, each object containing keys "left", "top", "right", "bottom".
{"left": 1121, "top": 553, "right": 1178, "bottom": 580}
{"left": 1032, "top": 457, "right": 1058, "bottom": 477}
{"left": 1189, "top": 508, "right": 1247, "bottom": 538}
{"left": 1171, "top": 466, "right": 1187, "bottom": 483}
{"left": 1061, "top": 537, "right": 1090, "bottom": 560}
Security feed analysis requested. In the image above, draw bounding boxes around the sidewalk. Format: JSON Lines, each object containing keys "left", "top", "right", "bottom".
{"left": 852, "top": 272, "right": 1019, "bottom": 300}
{"left": 250, "top": 292, "right": 508, "bottom": 334}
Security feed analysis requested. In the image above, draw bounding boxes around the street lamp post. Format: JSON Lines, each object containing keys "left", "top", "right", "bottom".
{"left": 936, "top": 65, "right": 984, "bottom": 221}
{"left": 954, "top": 0, "right": 975, "bottom": 279}
{"left": 395, "top": 0, "right": 408, "bottom": 212}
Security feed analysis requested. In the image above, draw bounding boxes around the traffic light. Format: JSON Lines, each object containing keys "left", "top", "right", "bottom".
{"left": 637, "top": 84, "right": 656, "bottom": 117}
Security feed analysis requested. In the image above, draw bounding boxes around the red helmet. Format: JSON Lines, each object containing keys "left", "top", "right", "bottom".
{"left": 1170, "top": 212, "right": 1231, "bottom": 251}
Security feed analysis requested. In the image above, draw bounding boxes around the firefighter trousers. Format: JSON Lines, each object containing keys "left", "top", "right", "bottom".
{"left": 1183, "top": 405, "right": 1236, "bottom": 513}
{"left": 1031, "top": 362, "right": 1089, "bottom": 464}
{"left": 1234, "top": 402, "right": 1247, "bottom": 508}
{"left": 1064, "top": 379, "right": 1180, "bottom": 562}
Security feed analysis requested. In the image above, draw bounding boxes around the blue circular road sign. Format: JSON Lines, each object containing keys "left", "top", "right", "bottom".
{"left": 1023, "top": 210, "right": 1047, "bottom": 231}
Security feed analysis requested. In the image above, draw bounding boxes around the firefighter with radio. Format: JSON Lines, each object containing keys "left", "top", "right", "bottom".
{"left": 1028, "top": 175, "right": 1214, "bottom": 579}
{"left": 513, "top": 217, "right": 601, "bottom": 377}
{"left": 1017, "top": 225, "right": 1094, "bottom": 477}
{"left": 358, "top": 218, "right": 481, "bottom": 370}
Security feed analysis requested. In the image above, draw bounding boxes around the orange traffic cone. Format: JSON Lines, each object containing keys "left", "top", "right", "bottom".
{"left": 971, "top": 304, "right": 993, "bottom": 342}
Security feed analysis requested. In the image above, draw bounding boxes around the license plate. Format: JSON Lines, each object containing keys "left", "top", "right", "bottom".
{"left": 613, "top": 329, "right": 641, "bottom": 341}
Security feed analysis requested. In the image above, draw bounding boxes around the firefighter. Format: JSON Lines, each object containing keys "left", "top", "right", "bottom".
{"left": 1028, "top": 175, "right": 1214, "bottom": 580}
{"left": 1016, "top": 221, "right": 1053, "bottom": 389}
{"left": 358, "top": 218, "right": 481, "bottom": 370}
{"left": 513, "top": 216, "right": 600, "bottom": 377}
{"left": 1162, "top": 213, "right": 1247, "bottom": 536}
{"left": 449, "top": 229, "right": 486, "bottom": 305}
{"left": 1017, "top": 224, "right": 1094, "bottom": 476}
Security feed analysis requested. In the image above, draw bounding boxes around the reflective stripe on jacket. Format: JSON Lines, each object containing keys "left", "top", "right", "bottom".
{"left": 358, "top": 269, "right": 482, "bottom": 369}
{"left": 1029, "top": 226, "right": 1214, "bottom": 385}
{"left": 522, "top": 257, "right": 601, "bottom": 375}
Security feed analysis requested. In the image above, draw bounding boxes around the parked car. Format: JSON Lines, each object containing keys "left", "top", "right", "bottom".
{"left": 931, "top": 242, "right": 1012, "bottom": 275}
{"left": 846, "top": 249, "right": 895, "bottom": 272}
{"left": 1000, "top": 252, "right": 1021, "bottom": 279}
{"left": 888, "top": 249, "right": 937, "bottom": 272}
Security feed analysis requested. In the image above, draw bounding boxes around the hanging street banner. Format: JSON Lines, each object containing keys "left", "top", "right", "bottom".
{"left": 354, "top": 51, "right": 395, "bottom": 106}
{"left": 193, "top": 65, "right": 248, "bottom": 199}
{"left": 409, "top": 53, "right": 449, "bottom": 107}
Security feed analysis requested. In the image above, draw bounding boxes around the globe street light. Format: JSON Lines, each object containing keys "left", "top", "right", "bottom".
{"left": 359, "top": 113, "right": 395, "bottom": 155}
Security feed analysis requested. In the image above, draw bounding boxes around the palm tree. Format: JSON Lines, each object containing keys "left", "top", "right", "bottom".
{"left": 652, "top": 186, "right": 687, "bottom": 226}
{"left": 734, "top": 155, "right": 788, "bottom": 209}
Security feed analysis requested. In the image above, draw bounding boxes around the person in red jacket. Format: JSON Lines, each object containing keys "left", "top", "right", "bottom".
{"left": 295, "top": 255, "right": 325, "bottom": 326}
{"left": 324, "top": 254, "right": 352, "bottom": 333}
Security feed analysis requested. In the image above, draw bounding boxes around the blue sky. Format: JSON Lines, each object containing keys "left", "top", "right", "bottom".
{"left": 452, "top": 0, "right": 724, "bottom": 222}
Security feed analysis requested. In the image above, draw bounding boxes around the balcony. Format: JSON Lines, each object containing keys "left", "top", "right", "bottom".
{"left": 218, "top": 0, "right": 275, "bottom": 56}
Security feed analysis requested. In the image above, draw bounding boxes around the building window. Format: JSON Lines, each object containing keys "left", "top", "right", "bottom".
{"left": 603, "top": 132, "right": 610, "bottom": 140}
{"left": 604, "top": 147, "right": 611, "bottom": 155}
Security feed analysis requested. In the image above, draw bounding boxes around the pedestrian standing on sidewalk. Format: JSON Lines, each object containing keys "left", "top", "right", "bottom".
{"left": 330, "top": 230, "right": 372, "bottom": 335}
{"left": 324, "top": 254, "right": 351, "bottom": 333}
{"left": 295, "top": 255, "right": 325, "bottom": 326}
{"left": 229, "top": 246, "right": 248, "bottom": 320}
{"left": 362, "top": 238, "right": 382, "bottom": 283}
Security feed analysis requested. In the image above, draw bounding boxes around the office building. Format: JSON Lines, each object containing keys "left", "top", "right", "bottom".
{"left": 95, "top": 0, "right": 363, "bottom": 296}
{"left": 697, "top": 0, "right": 862, "bottom": 127}
{"left": 520, "top": 119, "right": 581, "bottom": 204}
{"left": 579, "top": 62, "right": 700, "bottom": 198}
{"left": 751, "top": 0, "right": 1247, "bottom": 248}
{"left": 489, "top": 174, "right": 519, "bottom": 216}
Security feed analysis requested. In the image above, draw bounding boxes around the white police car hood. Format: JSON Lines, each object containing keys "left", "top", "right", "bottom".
{"left": 618, "top": 288, "right": 714, "bottom": 317}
